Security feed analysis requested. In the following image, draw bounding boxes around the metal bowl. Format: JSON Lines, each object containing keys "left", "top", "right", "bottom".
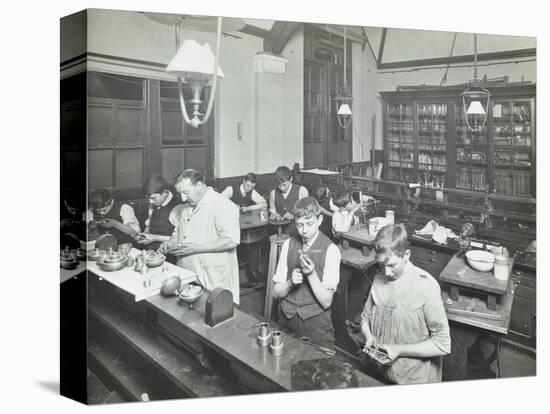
{"left": 98, "top": 251, "right": 128, "bottom": 271}
{"left": 178, "top": 284, "right": 203, "bottom": 304}
{"left": 466, "top": 250, "right": 495, "bottom": 272}
{"left": 98, "top": 256, "right": 127, "bottom": 272}
{"left": 71, "top": 248, "right": 87, "bottom": 261}
{"left": 60, "top": 255, "right": 78, "bottom": 269}
{"left": 144, "top": 252, "right": 166, "bottom": 268}
{"left": 87, "top": 249, "right": 107, "bottom": 261}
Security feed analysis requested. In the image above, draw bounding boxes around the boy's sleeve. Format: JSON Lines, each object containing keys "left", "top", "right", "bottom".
{"left": 120, "top": 204, "right": 141, "bottom": 233}
{"left": 424, "top": 281, "right": 451, "bottom": 354}
{"left": 320, "top": 244, "right": 341, "bottom": 290}
{"left": 273, "top": 239, "right": 290, "bottom": 284}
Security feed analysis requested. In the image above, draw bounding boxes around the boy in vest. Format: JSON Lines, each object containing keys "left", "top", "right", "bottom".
{"left": 221, "top": 172, "right": 267, "bottom": 213}
{"left": 269, "top": 166, "right": 309, "bottom": 236}
{"left": 272, "top": 197, "right": 341, "bottom": 350}
{"left": 87, "top": 189, "right": 141, "bottom": 245}
{"left": 137, "top": 175, "right": 183, "bottom": 250}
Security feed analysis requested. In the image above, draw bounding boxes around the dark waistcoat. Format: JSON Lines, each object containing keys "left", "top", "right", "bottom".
{"left": 149, "top": 194, "right": 181, "bottom": 236}
{"left": 280, "top": 231, "right": 333, "bottom": 320}
{"left": 231, "top": 184, "right": 254, "bottom": 207}
{"left": 274, "top": 184, "right": 301, "bottom": 216}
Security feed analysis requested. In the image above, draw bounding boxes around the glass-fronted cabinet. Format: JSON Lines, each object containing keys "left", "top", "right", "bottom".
{"left": 492, "top": 99, "right": 534, "bottom": 195}
{"left": 386, "top": 103, "right": 414, "bottom": 182}
{"left": 417, "top": 103, "right": 448, "bottom": 186}
{"left": 455, "top": 105, "right": 488, "bottom": 191}
{"left": 381, "top": 85, "right": 535, "bottom": 197}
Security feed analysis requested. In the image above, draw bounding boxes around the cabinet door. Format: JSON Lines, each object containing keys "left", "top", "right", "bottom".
{"left": 455, "top": 103, "right": 489, "bottom": 191}
{"left": 409, "top": 244, "right": 452, "bottom": 280}
{"left": 386, "top": 103, "right": 415, "bottom": 182}
{"left": 492, "top": 99, "right": 534, "bottom": 196}
{"left": 508, "top": 270, "right": 536, "bottom": 349}
{"left": 417, "top": 103, "right": 448, "bottom": 186}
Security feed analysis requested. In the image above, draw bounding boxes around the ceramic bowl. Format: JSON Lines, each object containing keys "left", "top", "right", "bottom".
{"left": 466, "top": 250, "right": 495, "bottom": 272}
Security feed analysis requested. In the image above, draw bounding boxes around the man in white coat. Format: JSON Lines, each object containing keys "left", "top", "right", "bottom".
{"left": 160, "top": 169, "right": 241, "bottom": 304}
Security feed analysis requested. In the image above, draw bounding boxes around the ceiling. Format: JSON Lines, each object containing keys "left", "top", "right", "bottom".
{"left": 141, "top": 13, "right": 536, "bottom": 68}
{"left": 238, "top": 18, "right": 535, "bottom": 68}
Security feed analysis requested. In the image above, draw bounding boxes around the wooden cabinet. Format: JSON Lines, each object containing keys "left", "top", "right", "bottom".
{"left": 409, "top": 242, "right": 453, "bottom": 280}
{"left": 507, "top": 267, "right": 536, "bottom": 349}
{"left": 381, "top": 84, "right": 536, "bottom": 197}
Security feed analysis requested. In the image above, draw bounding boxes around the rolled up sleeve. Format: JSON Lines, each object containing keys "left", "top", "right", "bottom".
{"left": 215, "top": 201, "right": 240, "bottom": 245}
{"left": 424, "top": 282, "right": 451, "bottom": 354}
{"left": 320, "top": 244, "right": 341, "bottom": 290}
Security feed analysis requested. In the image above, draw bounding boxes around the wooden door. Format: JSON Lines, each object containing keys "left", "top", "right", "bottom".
{"left": 304, "top": 61, "right": 327, "bottom": 167}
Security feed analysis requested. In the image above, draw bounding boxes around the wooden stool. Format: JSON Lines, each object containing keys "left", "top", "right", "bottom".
{"left": 263, "top": 233, "right": 290, "bottom": 321}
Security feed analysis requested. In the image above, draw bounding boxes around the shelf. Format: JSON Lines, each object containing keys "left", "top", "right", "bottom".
{"left": 456, "top": 160, "right": 487, "bottom": 167}
{"left": 494, "top": 146, "right": 532, "bottom": 150}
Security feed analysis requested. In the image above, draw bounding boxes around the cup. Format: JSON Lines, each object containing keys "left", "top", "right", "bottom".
{"left": 385, "top": 210, "right": 395, "bottom": 225}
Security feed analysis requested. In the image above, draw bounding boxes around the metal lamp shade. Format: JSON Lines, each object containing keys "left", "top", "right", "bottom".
{"left": 461, "top": 84, "right": 490, "bottom": 132}
{"left": 338, "top": 103, "right": 352, "bottom": 116}
{"left": 466, "top": 100, "right": 486, "bottom": 115}
{"left": 166, "top": 40, "right": 224, "bottom": 79}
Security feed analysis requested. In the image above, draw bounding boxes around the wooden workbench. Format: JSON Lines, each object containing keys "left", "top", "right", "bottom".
{"left": 87, "top": 266, "right": 383, "bottom": 398}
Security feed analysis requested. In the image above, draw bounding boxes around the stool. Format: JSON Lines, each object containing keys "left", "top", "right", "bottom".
{"left": 263, "top": 233, "right": 290, "bottom": 321}
{"left": 239, "top": 228, "right": 267, "bottom": 290}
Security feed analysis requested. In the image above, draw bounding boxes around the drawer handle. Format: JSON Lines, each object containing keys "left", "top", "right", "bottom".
{"left": 429, "top": 250, "right": 436, "bottom": 255}
{"left": 514, "top": 271, "right": 522, "bottom": 276}
{"left": 429, "top": 258, "right": 436, "bottom": 263}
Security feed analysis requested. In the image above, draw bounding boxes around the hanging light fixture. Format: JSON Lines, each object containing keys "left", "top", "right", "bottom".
{"left": 164, "top": 16, "right": 224, "bottom": 128}
{"left": 461, "top": 33, "right": 490, "bottom": 132}
{"left": 335, "top": 25, "right": 352, "bottom": 128}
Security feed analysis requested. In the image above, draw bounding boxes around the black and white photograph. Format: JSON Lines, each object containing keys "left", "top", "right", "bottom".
{"left": 4, "top": 0, "right": 548, "bottom": 413}
{"left": 58, "top": 5, "right": 539, "bottom": 404}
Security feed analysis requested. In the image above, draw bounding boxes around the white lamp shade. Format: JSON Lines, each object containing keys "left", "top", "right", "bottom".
{"left": 338, "top": 104, "right": 352, "bottom": 116}
{"left": 466, "top": 100, "right": 486, "bottom": 115}
{"left": 166, "top": 40, "right": 224, "bottom": 78}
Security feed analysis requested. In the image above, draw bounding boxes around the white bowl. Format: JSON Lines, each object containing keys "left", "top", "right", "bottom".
{"left": 465, "top": 250, "right": 495, "bottom": 272}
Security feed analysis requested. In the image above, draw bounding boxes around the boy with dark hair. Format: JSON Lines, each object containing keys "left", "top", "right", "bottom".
{"left": 137, "top": 175, "right": 183, "bottom": 249}
{"left": 272, "top": 197, "right": 341, "bottom": 349}
{"left": 222, "top": 172, "right": 267, "bottom": 213}
{"left": 87, "top": 188, "right": 140, "bottom": 245}
{"left": 331, "top": 190, "right": 361, "bottom": 234}
{"left": 360, "top": 224, "right": 451, "bottom": 384}
{"left": 269, "top": 166, "right": 309, "bottom": 221}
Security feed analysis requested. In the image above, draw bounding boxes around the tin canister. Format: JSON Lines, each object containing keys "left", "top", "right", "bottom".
{"left": 493, "top": 254, "right": 510, "bottom": 281}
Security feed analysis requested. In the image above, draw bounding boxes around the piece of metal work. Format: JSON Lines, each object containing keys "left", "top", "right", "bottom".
{"left": 257, "top": 322, "right": 271, "bottom": 347}
{"left": 363, "top": 346, "right": 393, "bottom": 366}
{"left": 299, "top": 337, "right": 336, "bottom": 356}
{"left": 270, "top": 331, "right": 284, "bottom": 356}
{"left": 98, "top": 248, "right": 128, "bottom": 272}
